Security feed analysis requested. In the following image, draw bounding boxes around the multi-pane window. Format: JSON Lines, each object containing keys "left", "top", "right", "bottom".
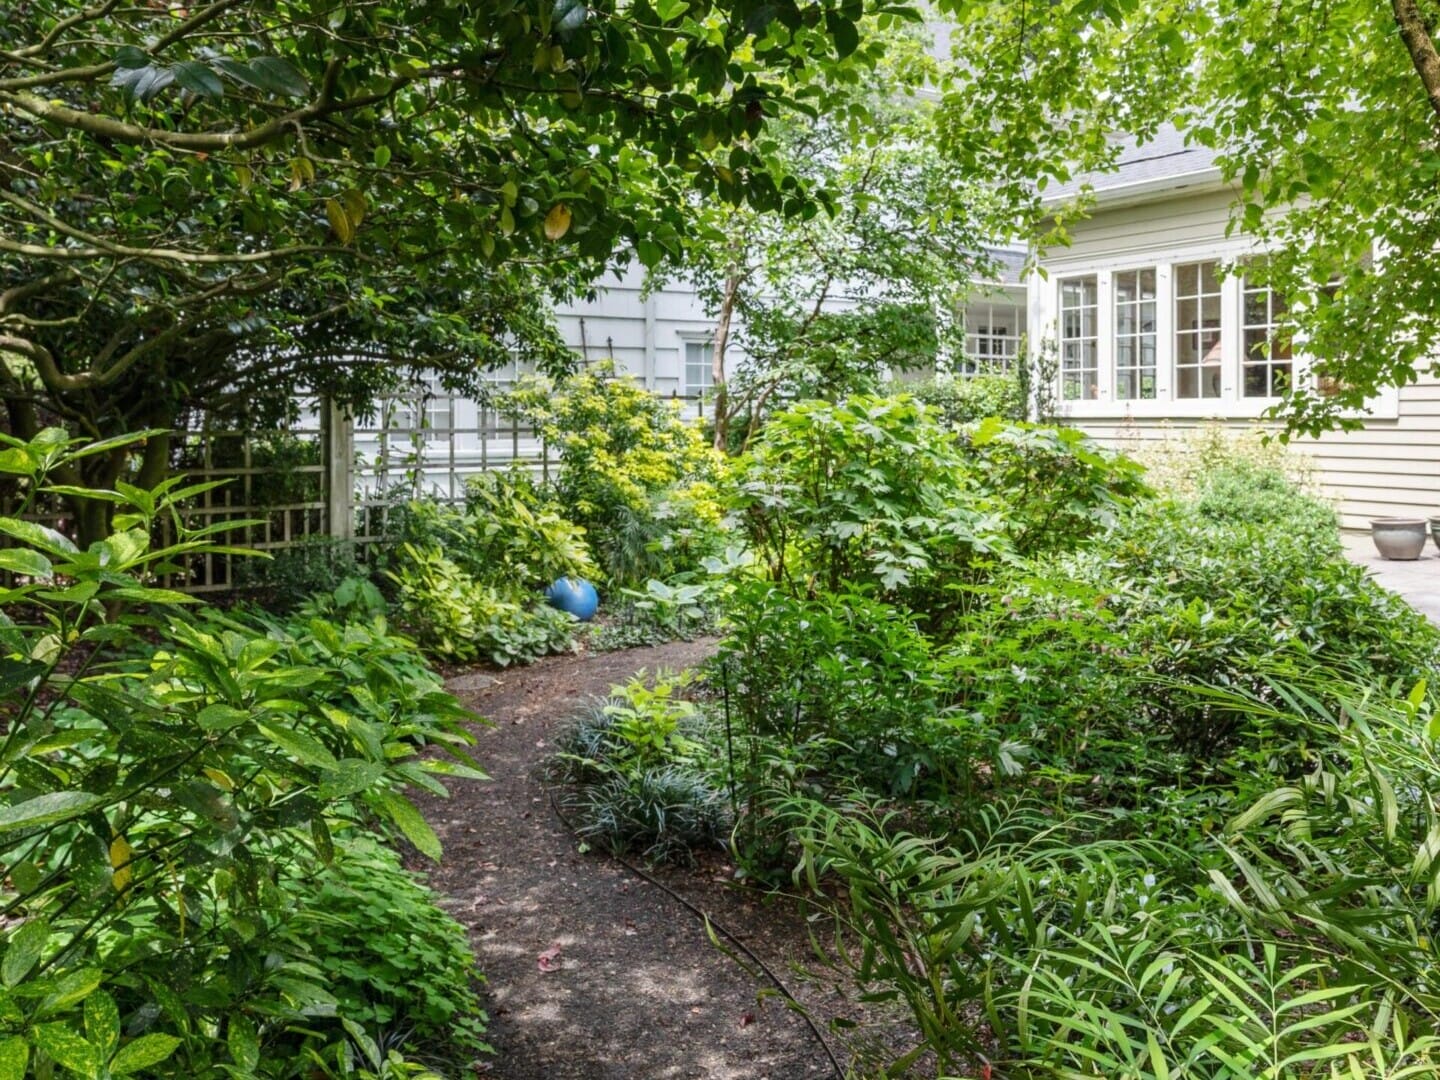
{"left": 1113, "top": 268, "right": 1157, "bottom": 400}
{"left": 684, "top": 338, "right": 714, "bottom": 396}
{"left": 963, "top": 301, "right": 1026, "bottom": 373}
{"left": 1174, "top": 261, "right": 1224, "bottom": 399}
{"left": 391, "top": 376, "right": 452, "bottom": 431}
{"left": 1059, "top": 276, "right": 1099, "bottom": 400}
{"left": 1242, "top": 278, "right": 1292, "bottom": 398}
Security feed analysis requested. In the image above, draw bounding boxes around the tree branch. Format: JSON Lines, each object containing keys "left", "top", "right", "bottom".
{"left": 1393, "top": 0, "right": 1440, "bottom": 122}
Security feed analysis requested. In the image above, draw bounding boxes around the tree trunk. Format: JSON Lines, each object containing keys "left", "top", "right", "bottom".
{"left": 1394, "top": 0, "right": 1440, "bottom": 122}
{"left": 711, "top": 268, "right": 741, "bottom": 452}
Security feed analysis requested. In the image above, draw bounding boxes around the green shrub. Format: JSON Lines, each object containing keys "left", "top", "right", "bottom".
{"left": 586, "top": 579, "right": 718, "bottom": 652}
{"left": 387, "top": 542, "right": 577, "bottom": 665}
{"left": 1190, "top": 459, "right": 1340, "bottom": 552}
{"left": 0, "top": 429, "right": 486, "bottom": 1079}
{"left": 905, "top": 371, "right": 1026, "bottom": 425}
{"left": 734, "top": 395, "right": 1001, "bottom": 605}
{"left": 235, "top": 535, "right": 368, "bottom": 611}
{"left": 550, "top": 674, "right": 731, "bottom": 862}
{"left": 499, "top": 361, "right": 726, "bottom": 585}
{"left": 281, "top": 838, "right": 490, "bottom": 1067}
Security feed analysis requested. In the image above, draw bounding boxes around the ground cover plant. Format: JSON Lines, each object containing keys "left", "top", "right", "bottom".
{"left": 0, "top": 429, "right": 490, "bottom": 1078}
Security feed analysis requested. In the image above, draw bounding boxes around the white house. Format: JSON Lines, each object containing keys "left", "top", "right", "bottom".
{"left": 1029, "top": 129, "right": 1440, "bottom": 528}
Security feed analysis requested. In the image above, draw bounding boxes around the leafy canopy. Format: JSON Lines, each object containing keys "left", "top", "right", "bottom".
{"left": 936, "top": 0, "right": 1440, "bottom": 434}
{"left": 0, "top": 0, "right": 899, "bottom": 481}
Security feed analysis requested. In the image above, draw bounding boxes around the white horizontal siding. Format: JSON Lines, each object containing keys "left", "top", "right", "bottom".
{"left": 1049, "top": 188, "right": 1242, "bottom": 269}
{"left": 1074, "top": 369, "right": 1440, "bottom": 528}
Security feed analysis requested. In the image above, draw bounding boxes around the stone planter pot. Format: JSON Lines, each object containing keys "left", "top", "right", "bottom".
{"left": 1430, "top": 516, "right": 1440, "bottom": 552}
{"left": 1371, "top": 517, "right": 1428, "bottom": 560}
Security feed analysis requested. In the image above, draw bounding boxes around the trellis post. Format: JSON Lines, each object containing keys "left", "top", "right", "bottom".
{"left": 324, "top": 398, "right": 355, "bottom": 541}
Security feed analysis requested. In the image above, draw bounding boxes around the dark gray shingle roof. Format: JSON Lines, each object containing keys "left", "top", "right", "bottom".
{"left": 1045, "top": 127, "right": 1221, "bottom": 203}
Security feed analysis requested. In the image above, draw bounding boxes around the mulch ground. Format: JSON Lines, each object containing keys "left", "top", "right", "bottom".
{"left": 411, "top": 640, "right": 917, "bottom": 1080}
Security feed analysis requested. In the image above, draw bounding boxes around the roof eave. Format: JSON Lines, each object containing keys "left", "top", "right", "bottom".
{"left": 1040, "top": 167, "right": 1229, "bottom": 212}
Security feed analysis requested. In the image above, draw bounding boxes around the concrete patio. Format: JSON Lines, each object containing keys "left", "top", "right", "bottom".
{"left": 1342, "top": 531, "right": 1440, "bottom": 624}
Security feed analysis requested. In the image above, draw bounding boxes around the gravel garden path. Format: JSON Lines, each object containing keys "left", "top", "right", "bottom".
{"left": 413, "top": 641, "right": 885, "bottom": 1080}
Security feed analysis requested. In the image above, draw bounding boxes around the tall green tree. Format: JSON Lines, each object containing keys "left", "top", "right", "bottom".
{"left": 935, "top": 0, "right": 1440, "bottom": 435}
{"left": 658, "top": 22, "right": 1006, "bottom": 450}
{"left": 0, "top": 0, "right": 892, "bottom": 540}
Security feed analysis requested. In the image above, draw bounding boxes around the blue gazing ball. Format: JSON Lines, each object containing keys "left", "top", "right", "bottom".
{"left": 545, "top": 576, "right": 599, "bottom": 621}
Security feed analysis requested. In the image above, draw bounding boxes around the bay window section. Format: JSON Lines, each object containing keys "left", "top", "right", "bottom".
{"left": 1114, "top": 268, "right": 1157, "bottom": 400}
{"left": 1174, "top": 261, "right": 1223, "bottom": 399}
{"left": 1059, "top": 276, "right": 1099, "bottom": 401}
{"left": 1242, "top": 278, "right": 1292, "bottom": 398}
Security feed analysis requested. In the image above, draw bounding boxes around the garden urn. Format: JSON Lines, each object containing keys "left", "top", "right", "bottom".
{"left": 1371, "top": 517, "right": 1428, "bottom": 560}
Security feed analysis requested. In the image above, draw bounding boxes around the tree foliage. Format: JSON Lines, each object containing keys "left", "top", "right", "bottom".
{"left": 657, "top": 21, "right": 1007, "bottom": 450}
{"left": 936, "top": 0, "right": 1440, "bottom": 434}
{"left": 0, "top": 0, "right": 895, "bottom": 529}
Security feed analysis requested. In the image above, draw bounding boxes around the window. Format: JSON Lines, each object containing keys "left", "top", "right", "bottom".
{"left": 1174, "top": 261, "right": 1223, "bottom": 399}
{"left": 963, "top": 301, "right": 1025, "bottom": 373}
{"left": 391, "top": 376, "right": 452, "bottom": 431}
{"left": 1113, "top": 268, "right": 1157, "bottom": 400}
{"left": 1059, "top": 276, "right": 1099, "bottom": 400}
{"left": 1242, "top": 278, "right": 1292, "bottom": 398}
{"left": 683, "top": 338, "right": 714, "bottom": 397}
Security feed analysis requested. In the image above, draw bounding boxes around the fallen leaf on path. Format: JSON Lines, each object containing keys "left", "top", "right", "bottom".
{"left": 537, "top": 944, "right": 562, "bottom": 972}
{"left": 739, "top": 1012, "right": 755, "bottom": 1028}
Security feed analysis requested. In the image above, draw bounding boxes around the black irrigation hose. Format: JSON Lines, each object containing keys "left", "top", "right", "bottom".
{"left": 545, "top": 789, "right": 846, "bottom": 1080}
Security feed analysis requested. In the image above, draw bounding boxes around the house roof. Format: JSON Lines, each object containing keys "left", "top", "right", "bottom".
{"left": 986, "top": 247, "right": 1027, "bottom": 285}
{"left": 1044, "top": 127, "right": 1224, "bottom": 207}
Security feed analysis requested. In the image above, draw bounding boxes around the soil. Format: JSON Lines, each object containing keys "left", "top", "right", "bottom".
{"left": 414, "top": 640, "right": 912, "bottom": 1080}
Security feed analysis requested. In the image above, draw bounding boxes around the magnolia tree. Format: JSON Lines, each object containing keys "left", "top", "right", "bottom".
{"left": 935, "top": 0, "right": 1440, "bottom": 435}
{"left": 0, "top": 0, "right": 894, "bottom": 540}
{"left": 656, "top": 23, "right": 1010, "bottom": 451}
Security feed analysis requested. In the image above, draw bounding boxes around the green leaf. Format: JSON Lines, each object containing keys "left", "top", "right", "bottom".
{"left": 112, "top": 46, "right": 149, "bottom": 70}
{"left": 256, "top": 723, "right": 338, "bottom": 769}
{"left": 110, "top": 1033, "right": 182, "bottom": 1075}
{"left": 0, "top": 792, "right": 105, "bottom": 834}
{"left": 172, "top": 60, "right": 225, "bottom": 99}
{"left": 0, "top": 1036, "right": 27, "bottom": 1080}
{"left": 0, "top": 658, "right": 45, "bottom": 697}
{"left": 246, "top": 56, "right": 309, "bottom": 98}
{"left": 37, "top": 968, "right": 103, "bottom": 1018}
{"left": 32, "top": 1023, "right": 100, "bottom": 1076}
{"left": 0, "top": 550, "right": 52, "bottom": 579}
{"left": 3, "top": 919, "right": 49, "bottom": 987}
{"left": 227, "top": 1015, "right": 260, "bottom": 1072}
{"left": 0, "top": 518, "right": 76, "bottom": 557}
{"left": 371, "top": 790, "right": 442, "bottom": 862}
{"left": 83, "top": 990, "right": 119, "bottom": 1061}
{"left": 196, "top": 704, "right": 250, "bottom": 731}
{"left": 318, "top": 759, "right": 384, "bottom": 800}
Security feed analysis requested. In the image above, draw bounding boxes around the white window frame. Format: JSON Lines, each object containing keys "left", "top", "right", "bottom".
{"left": 1058, "top": 275, "right": 1100, "bottom": 402}
{"left": 1113, "top": 267, "right": 1158, "bottom": 402}
{"left": 679, "top": 333, "right": 715, "bottom": 398}
{"left": 1034, "top": 241, "right": 1399, "bottom": 422}
{"left": 963, "top": 300, "right": 1026, "bottom": 373}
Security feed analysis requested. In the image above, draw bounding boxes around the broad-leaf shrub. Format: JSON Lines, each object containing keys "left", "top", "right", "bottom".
{"left": 965, "top": 418, "right": 1150, "bottom": 556}
{"left": 0, "top": 429, "right": 487, "bottom": 1077}
{"left": 788, "top": 672, "right": 1440, "bottom": 1078}
{"left": 388, "top": 542, "right": 576, "bottom": 666}
{"left": 500, "top": 362, "right": 725, "bottom": 585}
{"left": 279, "top": 838, "right": 490, "bottom": 1066}
{"left": 904, "top": 371, "right": 1026, "bottom": 426}
{"left": 734, "top": 395, "right": 1004, "bottom": 603}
